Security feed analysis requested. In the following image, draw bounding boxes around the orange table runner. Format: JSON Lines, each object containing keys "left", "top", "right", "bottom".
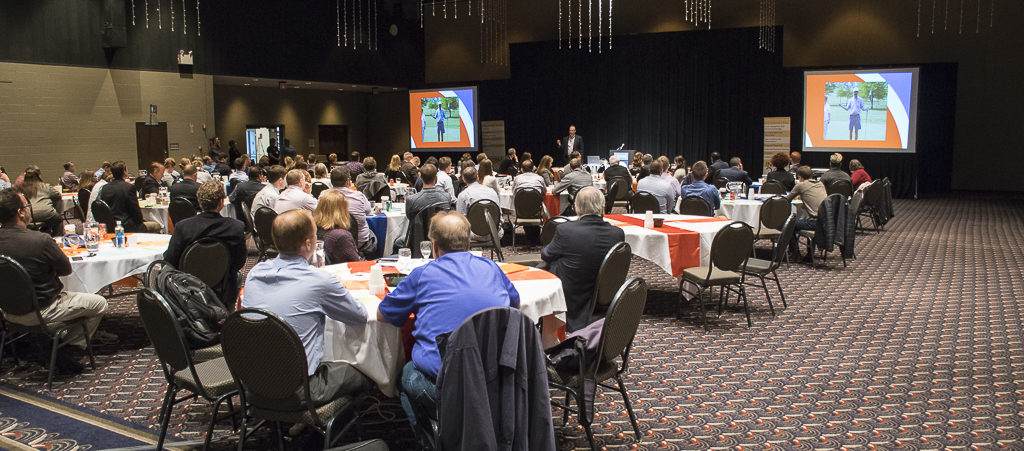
{"left": 346, "top": 261, "right": 400, "bottom": 274}
{"left": 606, "top": 214, "right": 703, "bottom": 277}
{"left": 543, "top": 192, "right": 561, "bottom": 216}
{"left": 505, "top": 269, "right": 559, "bottom": 281}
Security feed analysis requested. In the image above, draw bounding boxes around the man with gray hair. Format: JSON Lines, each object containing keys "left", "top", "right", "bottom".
{"left": 540, "top": 187, "right": 625, "bottom": 332}
{"left": 551, "top": 158, "right": 594, "bottom": 196}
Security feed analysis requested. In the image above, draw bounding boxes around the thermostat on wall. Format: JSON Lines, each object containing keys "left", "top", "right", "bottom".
{"left": 177, "top": 50, "right": 193, "bottom": 65}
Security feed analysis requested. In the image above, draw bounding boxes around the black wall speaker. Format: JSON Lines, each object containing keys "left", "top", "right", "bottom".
{"left": 102, "top": 0, "right": 127, "bottom": 48}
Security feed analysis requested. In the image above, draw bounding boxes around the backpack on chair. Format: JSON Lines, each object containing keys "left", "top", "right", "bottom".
{"left": 151, "top": 263, "right": 228, "bottom": 349}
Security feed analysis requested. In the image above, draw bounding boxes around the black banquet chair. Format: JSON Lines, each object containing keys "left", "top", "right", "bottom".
{"left": 678, "top": 221, "right": 755, "bottom": 329}
{"left": 466, "top": 199, "right": 504, "bottom": 262}
{"left": 0, "top": 255, "right": 96, "bottom": 389}
{"left": 629, "top": 191, "right": 660, "bottom": 214}
{"left": 168, "top": 197, "right": 198, "bottom": 227}
{"left": 678, "top": 195, "right": 713, "bottom": 217}
{"left": 253, "top": 207, "right": 279, "bottom": 261}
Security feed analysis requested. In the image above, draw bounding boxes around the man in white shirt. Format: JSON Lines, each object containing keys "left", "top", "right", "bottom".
{"left": 455, "top": 166, "right": 503, "bottom": 240}
{"left": 251, "top": 165, "right": 286, "bottom": 218}
{"left": 435, "top": 157, "right": 456, "bottom": 199}
{"left": 275, "top": 169, "right": 317, "bottom": 213}
{"left": 512, "top": 160, "right": 546, "bottom": 194}
{"left": 842, "top": 89, "right": 867, "bottom": 140}
{"left": 636, "top": 160, "right": 677, "bottom": 214}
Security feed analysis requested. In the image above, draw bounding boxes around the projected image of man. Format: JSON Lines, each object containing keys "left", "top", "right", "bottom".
{"left": 434, "top": 104, "right": 447, "bottom": 142}
{"left": 842, "top": 89, "right": 867, "bottom": 140}
{"left": 823, "top": 94, "right": 831, "bottom": 138}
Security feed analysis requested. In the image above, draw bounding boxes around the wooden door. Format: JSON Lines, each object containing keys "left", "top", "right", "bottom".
{"left": 318, "top": 125, "right": 348, "bottom": 158}
{"left": 135, "top": 122, "right": 168, "bottom": 170}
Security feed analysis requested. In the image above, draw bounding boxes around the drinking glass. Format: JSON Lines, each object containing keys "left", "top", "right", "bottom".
{"left": 398, "top": 248, "right": 412, "bottom": 272}
{"left": 314, "top": 240, "right": 326, "bottom": 268}
{"left": 419, "top": 241, "right": 432, "bottom": 260}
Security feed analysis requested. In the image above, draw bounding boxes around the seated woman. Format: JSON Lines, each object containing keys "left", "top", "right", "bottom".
{"left": 311, "top": 163, "right": 331, "bottom": 187}
{"left": 384, "top": 154, "right": 408, "bottom": 184}
{"left": 536, "top": 155, "right": 555, "bottom": 186}
{"left": 313, "top": 190, "right": 361, "bottom": 264}
{"left": 478, "top": 159, "right": 500, "bottom": 194}
{"left": 765, "top": 152, "right": 796, "bottom": 192}
{"left": 850, "top": 159, "right": 872, "bottom": 190}
{"left": 19, "top": 166, "right": 62, "bottom": 235}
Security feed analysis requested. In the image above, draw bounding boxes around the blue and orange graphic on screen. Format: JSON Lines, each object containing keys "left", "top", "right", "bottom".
{"left": 805, "top": 72, "right": 914, "bottom": 150}
{"left": 409, "top": 88, "right": 476, "bottom": 149}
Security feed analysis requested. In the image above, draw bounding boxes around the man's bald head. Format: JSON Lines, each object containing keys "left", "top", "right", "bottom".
{"left": 272, "top": 209, "right": 316, "bottom": 255}
{"left": 429, "top": 211, "right": 471, "bottom": 254}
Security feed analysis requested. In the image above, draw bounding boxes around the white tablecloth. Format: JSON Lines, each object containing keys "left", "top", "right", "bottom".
{"left": 141, "top": 206, "right": 169, "bottom": 233}
{"left": 59, "top": 193, "right": 77, "bottom": 215}
{"left": 716, "top": 198, "right": 807, "bottom": 228}
{"left": 388, "top": 184, "right": 414, "bottom": 199}
{"left": 321, "top": 262, "right": 566, "bottom": 397}
{"left": 499, "top": 189, "right": 570, "bottom": 216}
{"left": 61, "top": 233, "right": 170, "bottom": 294}
{"left": 606, "top": 214, "right": 731, "bottom": 276}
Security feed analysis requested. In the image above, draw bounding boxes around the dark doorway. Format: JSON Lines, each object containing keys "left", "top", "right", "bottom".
{"left": 135, "top": 122, "right": 168, "bottom": 170}
{"left": 318, "top": 125, "right": 348, "bottom": 159}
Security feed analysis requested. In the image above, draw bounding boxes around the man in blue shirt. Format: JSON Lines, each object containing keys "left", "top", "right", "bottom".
{"left": 843, "top": 89, "right": 867, "bottom": 140}
{"left": 377, "top": 211, "right": 520, "bottom": 434}
{"left": 680, "top": 161, "right": 721, "bottom": 211}
{"left": 243, "top": 209, "right": 370, "bottom": 404}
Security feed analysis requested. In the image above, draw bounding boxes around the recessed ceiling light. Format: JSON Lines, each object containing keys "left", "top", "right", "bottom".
{"left": 351, "top": 85, "right": 357, "bottom": 88}
{"left": 243, "top": 83, "right": 250, "bottom": 86}
{"left": 305, "top": 82, "right": 312, "bottom": 85}
{"left": 392, "top": 87, "right": 399, "bottom": 91}
{"left": 337, "top": 88, "right": 344, "bottom": 91}
{"left": 253, "top": 78, "right": 260, "bottom": 81}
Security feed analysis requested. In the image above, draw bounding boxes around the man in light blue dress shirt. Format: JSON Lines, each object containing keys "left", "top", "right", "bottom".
{"left": 680, "top": 161, "right": 721, "bottom": 211}
{"left": 636, "top": 160, "right": 678, "bottom": 213}
{"left": 843, "top": 89, "right": 867, "bottom": 140}
{"left": 243, "top": 209, "right": 370, "bottom": 403}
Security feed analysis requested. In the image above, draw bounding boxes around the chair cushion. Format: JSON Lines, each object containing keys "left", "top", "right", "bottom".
{"left": 514, "top": 218, "right": 543, "bottom": 225}
{"left": 192, "top": 344, "right": 223, "bottom": 363}
{"left": 797, "top": 230, "right": 815, "bottom": 238}
{"left": 682, "top": 266, "right": 740, "bottom": 285}
{"left": 173, "top": 357, "right": 237, "bottom": 398}
{"left": 742, "top": 258, "right": 772, "bottom": 274}
{"left": 547, "top": 360, "right": 619, "bottom": 389}
{"left": 252, "top": 393, "right": 355, "bottom": 426}
{"left": 755, "top": 228, "right": 781, "bottom": 238}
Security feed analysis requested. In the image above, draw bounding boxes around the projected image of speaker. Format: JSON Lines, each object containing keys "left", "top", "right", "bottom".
{"left": 409, "top": 87, "right": 478, "bottom": 152}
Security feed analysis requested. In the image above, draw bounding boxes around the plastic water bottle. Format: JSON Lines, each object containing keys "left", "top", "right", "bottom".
{"left": 114, "top": 220, "right": 125, "bottom": 248}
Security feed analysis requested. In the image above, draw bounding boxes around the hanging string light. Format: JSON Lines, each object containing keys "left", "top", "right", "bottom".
{"left": 559, "top": 0, "right": 612, "bottom": 53}
{"left": 182, "top": 0, "right": 187, "bottom": 35}
{"left": 131, "top": 0, "right": 136, "bottom": 27}
{"left": 170, "top": 0, "right": 174, "bottom": 32}
{"left": 157, "top": 0, "right": 162, "bottom": 30}
{"left": 196, "top": 0, "right": 200, "bottom": 36}
{"left": 145, "top": 0, "right": 149, "bottom": 29}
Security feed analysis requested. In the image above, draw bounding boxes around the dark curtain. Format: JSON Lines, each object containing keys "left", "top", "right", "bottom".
{"left": 505, "top": 27, "right": 784, "bottom": 173}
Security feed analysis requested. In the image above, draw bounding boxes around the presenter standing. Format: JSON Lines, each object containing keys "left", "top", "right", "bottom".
{"left": 842, "top": 89, "right": 867, "bottom": 140}
{"left": 554, "top": 125, "right": 584, "bottom": 166}
{"left": 434, "top": 105, "right": 447, "bottom": 142}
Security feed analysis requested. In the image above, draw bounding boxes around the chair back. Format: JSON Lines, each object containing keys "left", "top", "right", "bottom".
{"left": 539, "top": 216, "right": 569, "bottom": 246}
{"left": 608, "top": 178, "right": 631, "bottom": 201}
{"left": 596, "top": 278, "right": 648, "bottom": 366}
{"left": 630, "top": 192, "right": 660, "bottom": 214}
{"left": 827, "top": 179, "right": 853, "bottom": 198}
{"left": 758, "top": 196, "right": 791, "bottom": 230}
{"left": 849, "top": 190, "right": 864, "bottom": 217}
{"left": 407, "top": 204, "right": 449, "bottom": 258}
{"left": 369, "top": 183, "right": 391, "bottom": 202}
{"left": 592, "top": 242, "right": 632, "bottom": 311}
{"left": 253, "top": 207, "right": 278, "bottom": 251}
{"left": 91, "top": 199, "right": 116, "bottom": 231}
{"left": 709, "top": 221, "right": 754, "bottom": 271}
{"left": 467, "top": 199, "right": 503, "bottom": 261}
{"left": 679, "top": 195, "right": 713, "bottom": 216}
{"left": 144, "top": 260, "right": 172, "bottom": 290}
{"left": 168, "top": 197, "right": 197, "bottom": 226}
{"left": 180, "top": 239, "right": 230, "bottom": 288}
{"left": 0, "top": 255, "right": 45, "bottom": 320}
{"left": 78, "top": 188, "right": 91, "bottom": 218}
{"left": 240, "top": 201, "right": 256, "bottom": 238}
{"left": 512, "top": 188, "right": 545, "bottom": 220}
{"left": 769, "top": 215, "right": 797, "bottom": 270}
{"left": 136, "top": 289, "right": 195, "bottom": 377}
{"left": 221, "top": 308, "right": 316, "bottom": 413}
{"left": 759, "top": 180, "right": 787, "bottom": 195}
{"left": 311, "top": 182, "right": 329, "bottom": 199}
{"left": 713, "top": 177, "right": 729, "bottom": 189}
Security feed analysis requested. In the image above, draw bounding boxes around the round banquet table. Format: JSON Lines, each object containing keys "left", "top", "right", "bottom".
{"left": 715, "top": 197, "right": 807, "bottom": 228}
{"left": 499, "top": 188, "right": 569, "bottom": 216}
{"left": 60, "top": 233, "right": 170, "bottom": 294}
{"left": 387, "top": 184, "right": 414, "bottom": 199}
{"left": 59, "top": 193, "right": 77, "bottom": 215}
{"left": 364, "top": 205, "right": 410, "bottom": 257}
{"left": 321, "top": 260, "right": 566, "bottom": 397}
{"left": 141, "top": 205, "right": 170, "bottom": 233}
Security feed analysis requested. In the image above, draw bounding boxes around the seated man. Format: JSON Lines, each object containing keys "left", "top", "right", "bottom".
{"left": 552, "top": 158, "right": 594, "bottom": 196}
{"left": 635, "top": 160, "right": 677, "bottom": 213}
{"left": 274, "top": 169, "right": 317, "bottom": 213}
{"left": 820, "top": 153, "right": 852, "bottom": 188}
{"left": 251, "top": 165, "right": 287, "bottom": 217}
{"left": 135, "top": 162, "right": 166, "bottom": 198}
{"left": 657, "top": 156, "right": 682, "bottom": 206}
{"left": 60, "top": 162, "right": 80, "bottom": 191}
{"left": 163, "top": 181, "right": 247, "bottom": 308}
{"left": 354, "top": 157, "right": 388, "bottom": 193}
{"left": 540, "top": 187, "right": 624, "bottom": 332}
{"left": 99, "top": 161, "right": 162, "bottom": 233}
{"left": 680, "top": 161, "right": 721, "bottom": 210}
{"left": 455, "top": 166, "right": 503, "bottom": 240}
{"left": 718, "top": 157, "right": 754, "bottom": 186}
{"left": 602, "top": 155, "right": 632, "bottom": 185}
{"left": 0, "top": 188, "right": 110, "bottom": 373}
{"left": 435, "top": 157, "right": 456, "bottom": 199}
{"left": 787, "top": 165, "right": 828, "bottom": 261}
{"left": 228, "top": 157, "right": 250, "bottom": 185}
{"left": 377, "top": 211, "right": 519, "bottom": 433}
{"left": 328, "top": 166, "right": 378, "bottom": 257}
{"left": 228, "top": 166, "right": 266, "bottom": 212}
{"left": 497, "top": 147, "right": 520, "bottom": 176}
{"left": 169, "top": 165, "right": 200, "bottom": 208}
{"left": 403, "top": 164, "right": 452, "bottom": 222}
{"left": 243, "top": 209, "right": 370, "bottom": 403}
{"left": 512, "top": 159, "right": 546, "bottom": 194}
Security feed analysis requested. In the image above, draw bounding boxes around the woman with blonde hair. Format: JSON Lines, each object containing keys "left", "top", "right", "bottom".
{"left": 313, "top": 190, "right": 361, "bottom": 264}
{"left": 477, "top": 159, "right": 499, "bottom": 194}
{"left": 385, "top": 154, "right": 406, "bottom": 183}
{"left": 536, "top": 155, "right": 555, "bottom": 186}
{"left": 312, "top": 163, "right": 331, "bottom": 186}
{"left": 283, "top": 156, "right": 295, "bottom": 170}
{"left": 19, "top": 166, "right": 62, "bottom": 235}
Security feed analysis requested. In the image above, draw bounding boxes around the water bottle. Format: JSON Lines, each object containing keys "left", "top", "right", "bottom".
{"left": 114, "top": 220, "right": 125, "bottom": 248}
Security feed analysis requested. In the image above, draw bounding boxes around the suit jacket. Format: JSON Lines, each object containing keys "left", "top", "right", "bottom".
{"left": 99, "top": 179, "right": 145, "bottom": 232}
{"left": 541, "top": 216, "right": 625, "bottom": 332}
{"left": 717, "top": 166, "right": 753, "bottom": 186}
{"left": 169, "top": 179, "right": 200, "bottom": 208}
{"left": 163, "top": 212, "right": 247, "bottom": 308}
{"left": 135, "top": 175, "right": 164, "bottom": 198}
{"left": 556, "top": 135, "right": 584, "bottom": 166}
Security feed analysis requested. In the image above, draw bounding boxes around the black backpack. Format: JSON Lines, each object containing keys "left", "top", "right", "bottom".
{"left": 152, "top": 265, "right": 228, "bottom": 349}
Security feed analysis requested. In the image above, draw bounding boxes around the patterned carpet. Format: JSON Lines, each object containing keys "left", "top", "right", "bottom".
{"left": 2, "top": 196, "right": 1023, "bottom": 449}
